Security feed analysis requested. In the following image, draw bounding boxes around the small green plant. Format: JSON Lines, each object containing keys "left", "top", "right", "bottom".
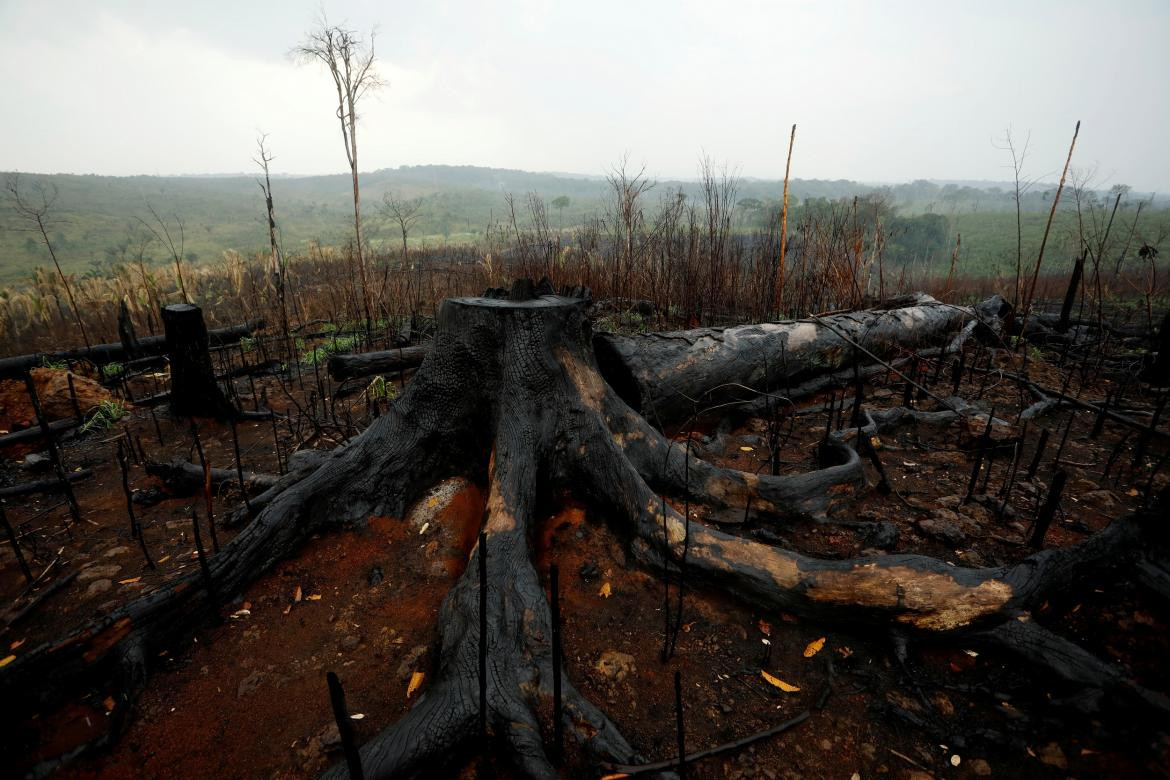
{"left": 40, "top": 356, "right": 67, "bottom": 370}
{"left": 81, "top": 399, "right": 127, "bottom": 433}
{"left": 366, "top": 375, "right": 396, "bottom": 401}
{"left": 100, "top": 362, "right": 124, "bottom": 381}
{"left": 239, "top": 336, "right": 257, "bottom": 353}
{"left": 299, "top": 334, "right": 359, "bottom": 366}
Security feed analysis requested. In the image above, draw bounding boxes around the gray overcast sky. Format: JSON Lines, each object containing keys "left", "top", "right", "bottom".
{"left": 1, "top": 0, "right": 1167, "bottom": 190}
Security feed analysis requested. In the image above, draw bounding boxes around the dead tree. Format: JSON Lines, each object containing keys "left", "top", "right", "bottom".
{"left": 381, "top": 191, "right": 423, "bottom": 264}
{"left": 5, "top": 173, "right": 91, "bottom": 348}
{"left": 0, "top": 319, "right": 264, "bottom": 380}
{"left": 140, "top": 204, "right": 190, "bottom": 304}
{"left": 161, "top": 303, "right": 233, "bottom": 418}
{"left": 380, "top": 191, "right": 425, "bottom": 316}
{"left": 595, "top": 293, "right": 1008, "bottom": 425}
{"left": 295, "top": 18, "right": 385, "bottom": 330}
{"left": 328, "top": 342, "right": 430, "bottom": 380}
{"left": 255, "top": 134, "right": 291, "bottom": 353}
{"left": 3, "top": 288, "right": 1164, "bottom": 779}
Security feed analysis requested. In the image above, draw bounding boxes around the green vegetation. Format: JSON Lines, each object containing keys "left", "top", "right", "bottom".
{"left": 365, "top": 375, "right": 396, "bottom": 401}
{"left": 1, "top": 165, "right": 1166, "bottom": 286}
{"left": 81, "top": 399, "right": 127, "bottom": 433}
{"left": 299, "top": 334, "right": 360, "bottom": 366}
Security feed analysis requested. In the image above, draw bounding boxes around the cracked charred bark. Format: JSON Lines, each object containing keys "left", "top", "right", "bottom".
{"left": 3, "top": 291, "right": 1165, "bottom": 779}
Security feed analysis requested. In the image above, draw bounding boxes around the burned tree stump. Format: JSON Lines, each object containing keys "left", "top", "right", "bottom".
{"left": 4, "top": 287, "right": 1165, "bottom": 779}
{"left": 1143, "top": 307, "right": 1170, "bottom": 386}
{"left": 161, "top": 303, "right": 233, "bottom": 418}
{"left": 117, "top": 299, "right": 141, "bottom": 360}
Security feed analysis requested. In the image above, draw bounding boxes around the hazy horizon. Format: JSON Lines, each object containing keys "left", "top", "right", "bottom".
{"left": 2, "top": 164, "right": 1136, "bottom": 195}
{"left": 1, "top": 0, "right": 1168, "bottom": 191}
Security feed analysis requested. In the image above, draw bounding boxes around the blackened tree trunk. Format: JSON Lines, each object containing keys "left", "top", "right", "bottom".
{"left": 327, "top": 342, "right": 431, "bottom": 380}
{"left": 162, "top": 303, "right": 233, "bottom": 418}
{"left": 1057, "top": 255, "right": 1085, "bottom": 333}
{"left": 595, "top": 293, "right": 1008, "bottom": 426}
{"left": 1142, "top": 307, "right": 1170, "bottom": 386}
{"left": 117, "top": 300, "right": 141, "bottom": 360}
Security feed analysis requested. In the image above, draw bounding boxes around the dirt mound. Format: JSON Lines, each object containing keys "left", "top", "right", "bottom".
{"left": 0, "top": 367, "right": 119, "bottom": 433}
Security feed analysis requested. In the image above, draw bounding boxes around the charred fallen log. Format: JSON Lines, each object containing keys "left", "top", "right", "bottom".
{"left": 0, "top": 319, "right": 265, "bottom": 380}
{"left": 143, "top": 459, "right": 278, "bottom": 496}
{"left": 594, "top": 294, "right": 1009, "bottom": 426}
{"left": 326, "top": 343, "right": 431, "bottom": 381}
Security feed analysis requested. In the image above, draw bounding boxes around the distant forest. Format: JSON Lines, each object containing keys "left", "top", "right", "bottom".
{"left": 1, "top": 164, "right": 1166, "bottom": 285}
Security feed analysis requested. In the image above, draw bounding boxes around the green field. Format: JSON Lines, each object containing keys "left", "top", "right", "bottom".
{"left": 1, "top": 165, "right": 1166, "bottom": 286}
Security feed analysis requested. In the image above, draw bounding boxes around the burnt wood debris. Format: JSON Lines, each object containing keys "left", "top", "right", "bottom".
{"left": 0, "top": 280, "right": 1168, "bottom": 779}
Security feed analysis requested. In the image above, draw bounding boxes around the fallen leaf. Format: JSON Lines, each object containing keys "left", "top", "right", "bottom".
{"left": 1128, "top": 488, "right": 1140, "bottom": 497}
{"left": 119, "top": 577, "right": 142, "bottom": 585}
{"left": 599, "top": 582, "right": 612, "bottom": 598}
{"left": 0, "top": 655, "right": 15, "bottom": 668}
{"left": 307, "top": 594, "right": 322, "bottom": 601}
{"left": 10, "top": 639, "right": 25, "bottom": 651}
{"left": 282, "top": 604, "right": 292, "bottom": 616}
{"left": 156, "top": 555, "right": 171, "bottom": 564}
{"left": 757, "top": 619, "right": 772, "bottom": 637}
{"left": 836, "top": 646, "right": 853, "bottom": 659}
{"left": 739, "top": 446, "right": 754, "bottom": 452}
{"left": 600, "top": 774, "right": 630, "bottom": 780}
{"left": 760, "top": 670, "right": 799, "bottom": 692}
{"left": 230, "top": 609, "right": 251, "bottom": 619}
{"left": 349, "top": 713, "right": 365, "bottom": 720}
{"left": 682, "top": 621, "right": 696, "bottom": 633}
{"left": 869, "top": 436, "right": 882, "bottom": 449}
{"left": 407, "top": 671, "right": 425, "bottom": 698}
{"left": 103, "top": 696, "right": 117, "bottom": 712}
{"left": 803, "top": 637, "right": 826, "bottom": 657}
{"left": 243, "top": 601, "right": 251, "bottom": 610}
{"left": 419, "top": 522, "right": 429, "bottom": 535}
{"left": 294, "top": 585, "right": 303, "bottom": 602}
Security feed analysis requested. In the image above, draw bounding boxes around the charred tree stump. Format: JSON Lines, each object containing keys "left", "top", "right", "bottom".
{"left": 162, "top": 304, "right": 233, "bottom": 419}
{"left": 1143, "top": 308, "right": 1170, "bottom": 386}
{"left": 1057, "top": 255, "right": 1085, "bottom": 333}
{"left": 117, "top": 300, "right": 141, "bottom": 360}
{"left": 4, "top": 288, "right": 1165, "bottom": 779}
